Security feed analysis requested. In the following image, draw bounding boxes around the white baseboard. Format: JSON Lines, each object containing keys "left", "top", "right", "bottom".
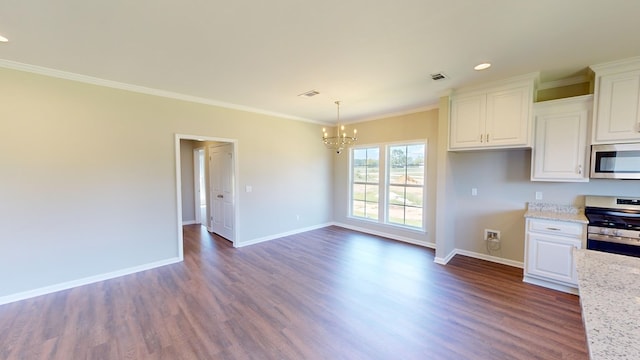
{"left": 434, "top": 249, "right": 457, "bottom": 265}
{"left": 328, "top": 224, "right": 521, "bottom": 270}
{"left": 182, "top": 220, "right": 197, "bottom": 225}
{"left": 453, "top": 249, "right": 524, "bottom": 269}
{"left": 333, "top": 222, "right": 435, "bottom": 249}
{"left": 0, "top": 257, "right": 182, "bottom": 306}
{"left": 523, "top": 275, "right": 578, "bottom": 295}
{"left": 236, "top": 222, "right": 334, "bottom": 247}
{"left": 434, "top": 248, "right": 522, "bottom": 268}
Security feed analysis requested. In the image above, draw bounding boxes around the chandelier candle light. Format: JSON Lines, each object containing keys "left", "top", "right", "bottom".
{"left": 322, "top": 101, "right": 357, "bottom": 154}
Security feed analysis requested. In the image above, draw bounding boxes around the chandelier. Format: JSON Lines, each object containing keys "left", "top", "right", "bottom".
{"left": 322, "top": 101, "right": 357, "bottom": 154}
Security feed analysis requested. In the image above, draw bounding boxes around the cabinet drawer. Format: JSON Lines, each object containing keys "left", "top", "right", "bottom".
{"left": 527, "top": 219, "right": 584, "bottom": 238}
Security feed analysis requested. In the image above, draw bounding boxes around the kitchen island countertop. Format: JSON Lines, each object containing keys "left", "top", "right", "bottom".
{"left": 575, "top": 249, "right": 640, "bottom": 359}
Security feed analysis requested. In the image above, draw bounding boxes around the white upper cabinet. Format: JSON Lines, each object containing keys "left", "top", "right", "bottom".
{"left": 449, "top": 73, "right": 537, "bottom": 150}
{"left": 531, "top": 95, "right": 592, "bottom": 182}
{"left": 591, "top": 57, "right": 640, "bottom": 144}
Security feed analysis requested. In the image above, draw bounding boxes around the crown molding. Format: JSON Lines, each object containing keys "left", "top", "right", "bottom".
{"left": 0, "top": 59, "right": 320, "bottom": 124}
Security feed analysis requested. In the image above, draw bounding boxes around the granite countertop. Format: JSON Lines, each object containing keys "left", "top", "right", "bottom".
{"left": 524, "top": 202, "right": 588, "bottom": 223}
{"left": 575, "top": 249, "right": 640, "bottom": 359}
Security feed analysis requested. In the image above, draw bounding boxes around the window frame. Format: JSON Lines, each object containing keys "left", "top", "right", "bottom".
{"left": 348, "top": 140, "right": 427, "bottom": 233}
{"left": 349, "top": 146, "right": 381, "bottom": 222}
{"left": 385, "top": 142, "right": 426, "bottom": 230}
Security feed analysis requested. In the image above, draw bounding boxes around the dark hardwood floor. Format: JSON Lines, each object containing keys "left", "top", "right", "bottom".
{"left": 0, "top": 225, "right": 588, "bottom": 359}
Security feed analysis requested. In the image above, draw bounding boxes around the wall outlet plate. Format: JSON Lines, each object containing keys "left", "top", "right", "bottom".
{"left": 484, "top": 229, "right": 501, "bottom": 241}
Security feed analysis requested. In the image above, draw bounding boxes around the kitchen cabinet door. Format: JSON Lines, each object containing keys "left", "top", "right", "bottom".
{"left": 531, "top": 95, "right": 591, "bottom": 182}
{"left": 526, "top": 232, "right": 580, "bottom": 286}
{"left": 591, "top": 57, "right": 640, "bottom": 144}
{"left": 485, "top": 85, "right": 531, "bottom": 147}
{"left": 449, "top": 94, "right": 486, "bottom": 149}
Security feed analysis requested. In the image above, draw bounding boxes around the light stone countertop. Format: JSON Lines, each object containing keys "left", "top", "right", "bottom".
{"left": 523, "top": 202, "right": 588, "bottom": 224}
{"left": 575, "top": 249, "right": 640, "bottom": 360}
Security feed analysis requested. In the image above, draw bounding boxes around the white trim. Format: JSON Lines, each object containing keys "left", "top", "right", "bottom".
{"left": 0, "top": 59, "right": 318, "bottom": 124}
{"left": 175, "top": 134, "right": 240, "bottom": 251}
{"left": 453, "top": 249, "right": 524, "bottom": 268}
{"left": 329, "top": 225, "right": 523, "bottom": 270}
{"left": 589, "top": 55, "right": 640, "bottom": 73}
{"left": 348, "top": 140, "right": 428, "bottom": 232}
{"left": 523, "top": 276, "right": 578, "bottom": 295}
{"left": 345, "top": 103, "right": 439, "bottom": 125}
{"left": 0, "top": 257, "right": 181, "bottom": 306}
{"left": 434, "top": 250, "right": 457, "bottom": 265}
{"left": 182, "top": 220, "right": 197, "bottom": 225}
{"left": 236, "top": 223, "right": 334, "bottom": 247}
{"left": 333, "top": 222, "right": 434, "bottom": 249}
{"left": 193, "top": 147, "right": 202, "bottom": 225}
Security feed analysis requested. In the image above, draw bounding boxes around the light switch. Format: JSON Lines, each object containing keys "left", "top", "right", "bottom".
{"left": 246, "top": 185, "right": 252, "bottom": 193}
{"left": 471, "top": 188, "right": 478, "bottom": 196}
{"left": 535, "top": 191, "right": 542, "bottom": 200}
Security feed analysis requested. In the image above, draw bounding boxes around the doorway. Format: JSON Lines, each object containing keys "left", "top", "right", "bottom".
{"left": 194, "top": 148, "right": 206, "bottom": 225}
{"left": 174, "top": 134, "right": 239, "bottom": 258}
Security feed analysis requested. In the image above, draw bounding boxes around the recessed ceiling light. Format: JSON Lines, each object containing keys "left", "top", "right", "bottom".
{"left": 474, "top": 63, "right": 492, "bottom": 71}
{"left": 0, "top": 35, "right": 8, "bottom": 43}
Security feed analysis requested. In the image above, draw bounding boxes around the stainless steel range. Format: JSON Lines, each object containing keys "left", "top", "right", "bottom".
{"left": 585, "top": 195, "right": 640, "bottom": 257}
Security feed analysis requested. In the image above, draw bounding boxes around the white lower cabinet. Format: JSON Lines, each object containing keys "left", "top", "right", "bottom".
{"left": 524, "top": 218, "right": 586, "bottom": 294}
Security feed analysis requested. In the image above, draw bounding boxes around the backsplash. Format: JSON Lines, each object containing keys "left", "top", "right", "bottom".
{"left": 527, "top": 202, "right": 582, "bottom": 214}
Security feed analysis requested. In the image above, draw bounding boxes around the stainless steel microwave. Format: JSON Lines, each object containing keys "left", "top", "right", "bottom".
{"left": 590, "top": 143, "right": 640, "bottom": 179}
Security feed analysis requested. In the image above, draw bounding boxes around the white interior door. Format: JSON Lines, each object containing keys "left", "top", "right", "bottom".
{"left": 209, "top": 144, "right": 234, "bottom": 241}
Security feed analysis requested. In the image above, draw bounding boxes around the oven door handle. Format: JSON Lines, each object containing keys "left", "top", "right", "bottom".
{"left": 589, "top": 234, "right": 640, "bottom": 246}
{"left": 591, "top": 210, "right": 640, "bottom": 218}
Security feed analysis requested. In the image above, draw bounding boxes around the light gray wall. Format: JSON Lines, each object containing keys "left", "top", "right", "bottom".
{"left": 449, "top": 148, "right": 639, "bottom": 262}
{"left": 0, "top": 67, "right": 332, "bottom": 299}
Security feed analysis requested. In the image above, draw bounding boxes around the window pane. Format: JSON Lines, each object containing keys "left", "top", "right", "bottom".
{"left": 353, "top": 148, "right": 367, "bottom": 164}
{"left": 366, "top": 166, "right": 380, "bottom": 183}
{"left": 353, "top": 184, "right": 366, "bottom": 201}
{"left": 365, "top": 185, "right": 379, "bottom": 203}
{"left": 388, "top": 185, "right": 406, "bottom": 205}
{"left": 353, "top": 165, "right": 367, "bottom": 182}
{"left": 388, "top": 204, "right": 405, "bottom": 225}
{"left": 365, "top": 202, "right": 379, "bottom": 220}
{"left": 389, "top": 166, "right": 406, "bottom": 185}
{"left": 405, "top": 206, "right": 423, "bottom": 228}
{"left": 405, "top": 187, "right": 423, "bottom": 207}
{"left": 352, "top": 200, "right": 365, "bottom": 218}
{"left": 389, "top": 146, "right": 407, "bottom": 168}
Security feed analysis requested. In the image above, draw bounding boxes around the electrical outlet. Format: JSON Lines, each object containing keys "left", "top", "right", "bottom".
{"left": 535, "top": 191, "right": 543, "bottom": 200}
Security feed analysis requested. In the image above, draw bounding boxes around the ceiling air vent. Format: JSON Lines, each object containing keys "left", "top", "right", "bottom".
{"left": 298, "top": 89, "right": 320, "bottom": 97}
{"left": 430, "top": 73, "right": 447, "bottom": 81}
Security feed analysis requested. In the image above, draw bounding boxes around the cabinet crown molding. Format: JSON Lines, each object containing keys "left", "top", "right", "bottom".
{"left": 451, "top": 72, "right": 540, "bottom": 96}
{"left": 590, "top": 56, "right": 640, "bottom": 74}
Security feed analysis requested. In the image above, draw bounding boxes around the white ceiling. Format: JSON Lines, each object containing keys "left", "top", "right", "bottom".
{"left": 1, "top": 0, "right": 639, "bottom": 124}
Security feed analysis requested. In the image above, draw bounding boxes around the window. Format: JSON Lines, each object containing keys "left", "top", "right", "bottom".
{"left": 350, "top": 142, "right": 426, "bottom": 231}
{"left": 387, "top": 144, "right": 425, "bottom": 228}
{"left": 351, "top": 147, "right": 380, "bottom": 220}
